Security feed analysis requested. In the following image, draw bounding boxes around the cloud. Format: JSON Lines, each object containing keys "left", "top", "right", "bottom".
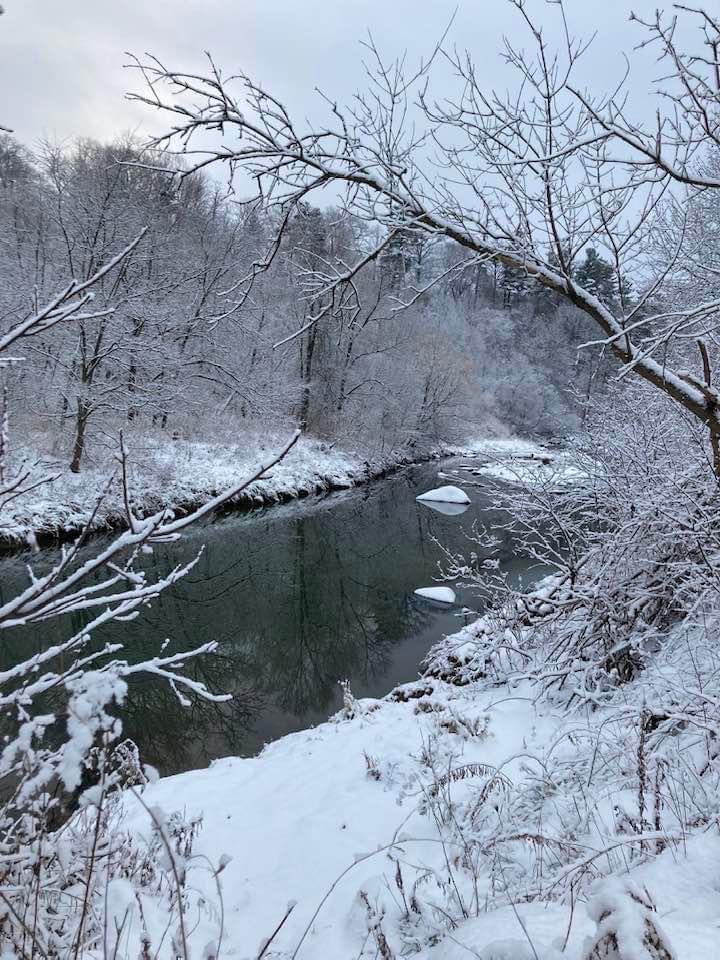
{"left": 0, "top": 0, "right": 666, "bottom": 150}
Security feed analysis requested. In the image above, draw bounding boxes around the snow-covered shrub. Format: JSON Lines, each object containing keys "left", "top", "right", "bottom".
{"left": 435, "top": 382, "right": 720, "bottom": 701}
{"left": 582, "top": 880, "right": 675, "bottom": 959}
{"left": 374, "top": 384, "right": 720, "bottom": 944}
{"left": 0, "top": 757, "right": 219, "bottom": 960}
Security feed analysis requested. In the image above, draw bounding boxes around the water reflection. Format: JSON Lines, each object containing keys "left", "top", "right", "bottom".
{"left": 0, "top": 459, "right": 537, "bottom": 774}
{"left": 417, "top": 500, "right": 471, "bottom": 517}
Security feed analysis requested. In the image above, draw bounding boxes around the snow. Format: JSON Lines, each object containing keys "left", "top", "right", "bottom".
{"left": 461, "top": 437, "right": 553, "bottom": 458}
{"left": 31, "top": 426, "right": 706, "bottom": 958}
{"left": 0, "top": 432, "right": 493, "bottom": 547}
{"left": 120, "top": 602, "right": 720, "bottom": 960}
{"left": 438, "top": 437, "right": 588, "bottom": 489}
{"left": 423, "top": 903, "right": 588, "bottom": 958}
{"left": 124, "top": 678, "right": 551, "bottom": 959}
{"left": 581, "top": 878, "right": 676, "bottom": 960}
{"left": 470, "top": 456, "right": 587, "bottom": 486}
{"left": 1, "top": 429, "right": 569, "bottom": 546}
{"left": 416, "top": 484, "right": 471, "bottom": 505}
{"left": 414, "top": 585, "right": 457, "bottom": 604}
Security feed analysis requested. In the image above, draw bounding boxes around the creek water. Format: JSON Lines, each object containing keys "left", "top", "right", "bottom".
{"left": 0, "top": 457, "right": 542, "bottom": 776}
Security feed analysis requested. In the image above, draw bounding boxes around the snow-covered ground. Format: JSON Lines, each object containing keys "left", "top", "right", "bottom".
{"left": 71, "top": 430, "right": 712, "bottom": 960}
{"left": 0, "top": 434, "right": 477, "bottom": 547}
{"left": 124, "top": 673, "right": 569, "bottom": 959}
{"left": 1, "top": 432, "right": 566, "bottom": 548}
{"left": 468, "top": 456, "right": 588, "bottom": 486}
{"left": 446, "top": 442, "right": 589, "bottom": 488}
{"left": 2, "top": 431, "right": 362, "bottom": 545}
{"left": 122, "top": 613, "right": 720, "bottom": 959}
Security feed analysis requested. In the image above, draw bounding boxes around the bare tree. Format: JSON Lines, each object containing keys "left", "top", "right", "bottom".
{"left": 128, "top": 2, "right": 720, "bottom": 469}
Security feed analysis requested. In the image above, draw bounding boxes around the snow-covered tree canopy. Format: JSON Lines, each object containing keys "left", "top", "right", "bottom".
{"left": 128, "top": 2, "right": 720, "bottom": 470}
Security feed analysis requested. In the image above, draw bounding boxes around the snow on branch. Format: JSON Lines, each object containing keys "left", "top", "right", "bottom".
{"left": 0, "top": 230, "right": 148, "bottom": 354}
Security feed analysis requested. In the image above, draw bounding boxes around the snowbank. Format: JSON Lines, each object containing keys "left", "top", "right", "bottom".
{"left": 425, "top": 436, "right": 587, "bottom": 489}
{"left": 0, "top": 433, "right": 490, "bottom": 549}
{"left": 2, "top": 429, "right": 567, "bottom": 549}
{"left": 461, "top": 448, "right": 587, "bottom": 487}
{"left": 122, "top": 630, "right": 720, "bottom": 960}
{"left": 461, "top": 437, "right": 553, "bottom": 458}
{"left": 471, "top": 457, "right": 587, "bottom": 486}
{"left": 124, "top": 678, "right": 562, "bottom": 959}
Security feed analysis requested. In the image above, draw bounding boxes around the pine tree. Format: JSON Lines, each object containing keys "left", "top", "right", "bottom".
{"left": 574, "top": 247, "right": 617, "bottom": 309}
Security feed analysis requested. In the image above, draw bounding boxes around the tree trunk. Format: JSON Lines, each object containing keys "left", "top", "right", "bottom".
{"left": 127, "top": 358, "right": 137, "bottom": 421}
{"left": 298, "top": 323, "right": 317, "bottom": 429}
{"left": 69, "top": 399, "right": 90, "bottom": 473}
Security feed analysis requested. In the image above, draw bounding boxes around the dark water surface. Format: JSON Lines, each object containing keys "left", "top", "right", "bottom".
{"left": 0, "top": 459, "right": 540, "bottom": 775}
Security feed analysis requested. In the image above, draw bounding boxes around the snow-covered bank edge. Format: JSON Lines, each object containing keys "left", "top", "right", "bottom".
{"left": 121, "top": 602, "right": 720, "bottom": 960}
{"left": 1, "top": 433, "right": 556, "bottom": 551}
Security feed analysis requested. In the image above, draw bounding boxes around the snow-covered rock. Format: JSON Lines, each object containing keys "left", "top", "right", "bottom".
{"left": 416, "top": 485, "right": 471, "bottom": 505}
{"left": 414, "top": 585, "right": 456, "bottom": 604}
{"left": 417, "top": 499, "right": 470, "bottom": 516}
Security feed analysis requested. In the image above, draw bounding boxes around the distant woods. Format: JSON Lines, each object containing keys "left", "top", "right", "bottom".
{"left": 0, "top": 134, "right": 618, "bottom": 471}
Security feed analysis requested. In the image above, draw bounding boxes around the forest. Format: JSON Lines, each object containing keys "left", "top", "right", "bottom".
{"left": 2, "top": 1, "right": 720, "bottom": 959}
{"left": 0, "top": 132, "right": 621, "bottom": 476}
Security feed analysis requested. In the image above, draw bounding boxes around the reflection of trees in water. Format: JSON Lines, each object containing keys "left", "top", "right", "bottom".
{"left": 244, "top": 516, "right": 399, "bottom": 714}
{"left": 0, "top": 461, "right": 536, "bottom": 773}
{"left": 0, "top": 612, "right": 263, "bottom": 775}
{"left": 119, "top": 651, "right": 263, "bottom": 772}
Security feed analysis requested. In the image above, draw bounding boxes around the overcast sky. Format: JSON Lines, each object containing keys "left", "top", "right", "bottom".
{"left": 0, "top": 1, "right": 669, "bottom": 150}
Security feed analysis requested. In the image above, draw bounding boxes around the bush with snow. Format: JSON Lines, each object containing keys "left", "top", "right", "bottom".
{"left": 0, "top": 245, "right": 287, "bottom": 960}
{"left": 583, "top": 880, "right": 675, "bottom": 960}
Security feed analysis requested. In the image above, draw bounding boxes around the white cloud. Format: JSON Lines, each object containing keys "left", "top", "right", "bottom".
{"left": 0, "top": 0, "right": 668, "bottom": 149}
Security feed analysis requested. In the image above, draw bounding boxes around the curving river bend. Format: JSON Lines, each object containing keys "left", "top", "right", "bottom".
{"left": 0, "top": 457, "right": 542, "bottom": 776}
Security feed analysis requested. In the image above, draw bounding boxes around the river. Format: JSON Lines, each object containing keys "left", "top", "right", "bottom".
{"left": 0, "top": 457, "right": 542, "bottom": 776}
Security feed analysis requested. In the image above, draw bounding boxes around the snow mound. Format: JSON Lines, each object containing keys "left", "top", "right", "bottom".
{"left": 417, "top": 500, "right": 470, "bottom": 516}
{"left": 414, "top": 586, "right": 456, "bottom": 604}
{"left": 416, "top": 485, "right": 471, "bottom": 505}
{"left": 473, "top": 458, "right": 586, "bottom": 486}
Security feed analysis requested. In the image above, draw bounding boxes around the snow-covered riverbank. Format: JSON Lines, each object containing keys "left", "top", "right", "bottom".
{"left": 1, "top": 433, "right": 555, "bottom": 549}
{"left": 43, "top": 430, "right": 710, "bottom": 960}
{"left": 123, "top": 612, "right": 720, "bottom": 959}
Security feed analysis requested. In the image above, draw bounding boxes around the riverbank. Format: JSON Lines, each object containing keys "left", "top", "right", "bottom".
{"left": 25, "top": 428, "right": 710, "bottom": 959}
{"left": 122, "top": 609, "right": 719, "bottom": 960}
{"left": 1, "top": 431, "right": 550, "bottom": 549}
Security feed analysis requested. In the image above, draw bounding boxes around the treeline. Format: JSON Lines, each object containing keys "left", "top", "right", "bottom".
{"left": 0, "top": 134, "right": 619, "bottom": 471}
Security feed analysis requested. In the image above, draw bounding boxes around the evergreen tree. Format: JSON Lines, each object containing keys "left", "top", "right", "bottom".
{"left": 574, "top": 247, "right": 616, "bottom": 309}
{"left": 499, "top": 263, "right": 530, "bottom": 308}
